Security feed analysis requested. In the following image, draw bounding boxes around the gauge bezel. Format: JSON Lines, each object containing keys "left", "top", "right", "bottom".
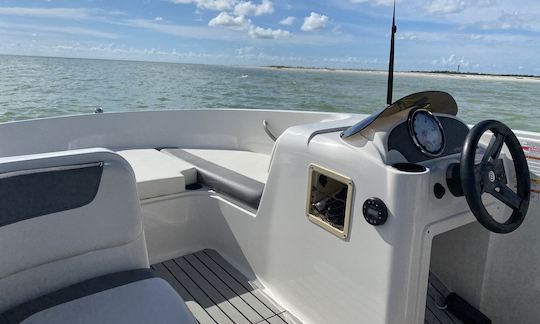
{"left": 407, "top": 108, "right": 446, "bottom": 157}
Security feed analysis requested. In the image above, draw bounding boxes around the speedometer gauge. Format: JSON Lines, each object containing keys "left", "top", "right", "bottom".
{"left": 408, "top": 109, "right": 445, "bottom": 156}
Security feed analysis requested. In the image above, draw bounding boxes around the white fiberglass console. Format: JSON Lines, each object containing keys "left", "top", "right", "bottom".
{"left": 256, "top": 91, "right": 533, "bottom": 323}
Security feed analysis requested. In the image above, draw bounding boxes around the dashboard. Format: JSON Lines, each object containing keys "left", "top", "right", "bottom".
{"left": 387, "top": 112, "right": 469, "bottom": 163}
{"left": 340, "top": 91, "right": 468, "bottom": 164}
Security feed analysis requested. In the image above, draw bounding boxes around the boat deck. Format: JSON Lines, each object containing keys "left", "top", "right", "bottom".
{"left": 151, "top": 249, "right": 296, "bottom": 324}
{"left": 426, "top": 273, "right": 463, "bottom": 324}
{"left": 152, "top": 249, "right": 462, "bottom": 324}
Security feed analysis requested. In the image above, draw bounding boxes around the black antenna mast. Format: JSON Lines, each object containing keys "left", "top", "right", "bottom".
{"left": 386, "top": 1, "right": 397, "bottom": 105}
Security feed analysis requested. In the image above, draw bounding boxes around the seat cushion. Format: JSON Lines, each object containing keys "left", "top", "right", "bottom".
{"left": 162, "top": 149, "right": 269, "bottom": 209}
{"left": 0, "top": 269, "right": 196, "bottom": 324}
{"left": 117, "top": 149, "right": 197, "bottom": 200}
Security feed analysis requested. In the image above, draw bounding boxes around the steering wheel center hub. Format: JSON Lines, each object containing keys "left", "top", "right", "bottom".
{"left": 488, "top": 170, "right": 496, "bottom": 183}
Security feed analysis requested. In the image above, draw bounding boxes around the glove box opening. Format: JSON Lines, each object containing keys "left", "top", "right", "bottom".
{"left": 306, "top": 164, "right": 354, "bottom": 239}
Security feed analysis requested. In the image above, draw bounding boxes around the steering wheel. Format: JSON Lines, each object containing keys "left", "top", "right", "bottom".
{"left": 461, "top": 120, "right": 531, "bottom": 233}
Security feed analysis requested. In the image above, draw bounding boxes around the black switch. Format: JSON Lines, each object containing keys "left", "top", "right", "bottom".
{"left": 363, "top": 197, "right": 388, "bottom": 226}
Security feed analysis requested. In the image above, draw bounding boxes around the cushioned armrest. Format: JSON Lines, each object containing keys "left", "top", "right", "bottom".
{"left": 163, "top": 149, "right": 265, "bottom": 209}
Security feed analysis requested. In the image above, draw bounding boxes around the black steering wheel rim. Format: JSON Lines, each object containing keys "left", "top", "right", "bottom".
{"left": 461, "top": 120, "right": 531, "bottom": 233}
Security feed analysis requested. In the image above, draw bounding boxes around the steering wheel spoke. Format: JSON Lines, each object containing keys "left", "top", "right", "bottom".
{"left": 487, "top": 184, "right": 522, "bottom": 210}
{"left": 481, "top": 132, "right": 505, "bottom": 166}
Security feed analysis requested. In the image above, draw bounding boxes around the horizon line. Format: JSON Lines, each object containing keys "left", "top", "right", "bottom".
{"left": 1, "top": 53, "right": 538, "bottom": 78}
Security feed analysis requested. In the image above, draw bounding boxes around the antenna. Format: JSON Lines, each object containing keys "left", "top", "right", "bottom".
{"left": 386, "top": 1, "right": 397, "bottom": 105}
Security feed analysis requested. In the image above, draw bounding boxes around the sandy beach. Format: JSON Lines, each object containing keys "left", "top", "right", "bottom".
{"left": 262, "top": 66, "right": 540, "bottom": 83}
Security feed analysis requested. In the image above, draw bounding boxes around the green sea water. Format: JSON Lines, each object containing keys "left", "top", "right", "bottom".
{"left": 0, "top": 55, "right": 538, "bottom": 132}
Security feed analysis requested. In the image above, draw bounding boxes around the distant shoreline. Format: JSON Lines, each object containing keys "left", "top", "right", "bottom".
{"left": 3, "top": 54, "right": 539, "bottom": 83}
{"left": 263, "top": 66, "right": 540, "bottom": 83}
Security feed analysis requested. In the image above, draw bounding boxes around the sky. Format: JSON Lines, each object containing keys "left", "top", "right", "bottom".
{"left": 0, "top": 0, "right": 539, "bottom": 74}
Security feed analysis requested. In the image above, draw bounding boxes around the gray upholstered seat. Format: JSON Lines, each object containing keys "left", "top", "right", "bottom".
{"left": 0, "top": 148, "right": 195, "bottom": 324}
{"left": 1, "top": 269, "right": 195, "bottom": 324}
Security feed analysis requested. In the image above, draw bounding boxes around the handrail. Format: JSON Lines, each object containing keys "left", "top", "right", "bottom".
{"left": 262, "top": 119, "right": 278, "bottom": 141}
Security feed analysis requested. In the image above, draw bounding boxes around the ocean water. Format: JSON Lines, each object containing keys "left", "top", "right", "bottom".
{"left": 0, "top": 55, "right": 538, "bottom": 132}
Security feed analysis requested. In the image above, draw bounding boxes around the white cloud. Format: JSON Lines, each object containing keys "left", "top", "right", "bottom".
{"left": 208, "top": 10, "right": 290, "bottom": 39}
{"left": 397, "top": 32, "right": 417, "bottom": 41}
{"left": 0, "top": 21, "right": 119, "bottom": 39}
{"left": 478, "top": 11, "right": 534, "bottom": 30}
{"left": 125, "top": 18, "right": 242, "bottom": 40}
{"left": 350, "top": 0, "right": 394, "bottom": 6}
{"left": 155, "top": 17, "right": 163, "bottom": 21}
{"left": 0, "top": 7, "right": 102, "bottom": 20}
{"left": 279, "top": 16, "right": 295, "bottom": 26}
{"left": 236, "top": 46, "right": 256, "bottom": 55}
{"left": 379, "top": 28, "right": 537, "bottom": 46}
{"left": 248, "top": 26, "right": 290, "bottom": 39}
{"left": 301, "top": 12, "right": 328, "bottom": 32}
{"left": 477, "top": 0, "right": 496, "bottom": 7}
{"left": 232, "top": 47, "right": 304, "bottom": 63}
{"left": 46, "top": 42, "right": 227, "bottom": 62}
{"left": 208, "top": 12, "right": 249, "bottom": 29}
{"left": 332, "top": 25, "right": 343, "bottom": 35}
{"left": 322, "top": 56, "right": 379, "bottom": 64}
{"left": 432, "top": 54, "right": 470, "bottom": 68}
{"left": 169, "top": 0, "right": 237, "bottom": 11}
{"left": 424, "top": 0, "right": 466, "bottom": 14}
{"left": 401, "top": 0, "right": 540, "bottom": 34}
{"left": 233, "top": 0, "right": 274, "bottom": 17}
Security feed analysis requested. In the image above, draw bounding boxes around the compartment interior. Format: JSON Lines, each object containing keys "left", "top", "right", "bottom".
{"left": 306, "top": 164, "right": 354, "bottom": 239}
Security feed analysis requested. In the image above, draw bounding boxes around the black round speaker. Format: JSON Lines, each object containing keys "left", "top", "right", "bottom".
{"left": 363, "top": 197, "right": 388, "bottom": 226}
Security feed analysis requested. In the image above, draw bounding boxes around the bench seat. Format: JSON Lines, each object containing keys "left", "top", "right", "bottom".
{"left": 117, "top": 149, "right": 197, "bottom": 200}
{"left": 119, "top": 148, "right": 270, "bottom": 208}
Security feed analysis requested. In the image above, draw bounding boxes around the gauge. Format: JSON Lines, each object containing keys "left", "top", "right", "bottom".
{"left": 408, "top": 109, "right": 445, "bottom": 156}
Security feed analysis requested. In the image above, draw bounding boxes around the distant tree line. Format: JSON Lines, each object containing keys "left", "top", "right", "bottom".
{"left": 410, "top": 70, "right": 538, "bottom": 78}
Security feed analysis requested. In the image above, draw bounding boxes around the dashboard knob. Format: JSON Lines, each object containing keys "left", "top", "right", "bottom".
{"left": 363, "top": 198, "right": 388, "bottom": 226}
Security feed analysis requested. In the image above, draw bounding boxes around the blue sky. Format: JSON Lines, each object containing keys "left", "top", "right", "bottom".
{"left": 0, "top": 0, "right": 539, "bottom": 74}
